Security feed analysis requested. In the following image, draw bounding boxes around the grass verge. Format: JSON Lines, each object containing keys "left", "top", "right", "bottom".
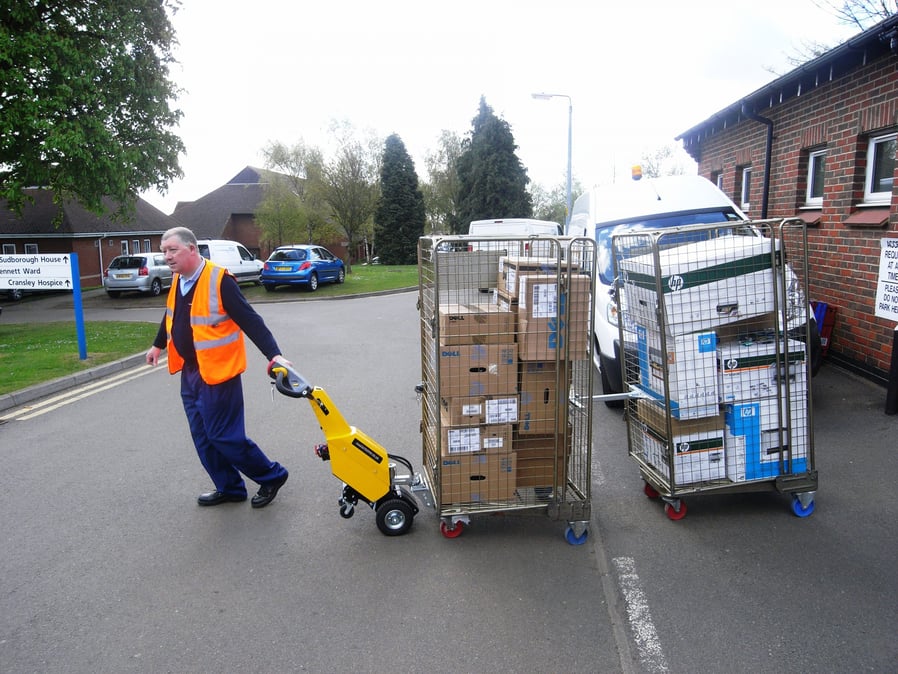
{"left": 0, "top": 321, "right": 159, "bottom": 395}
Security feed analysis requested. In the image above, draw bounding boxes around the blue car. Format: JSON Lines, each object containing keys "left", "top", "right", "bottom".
{"left": 261, "top": 245, "right": 345, "bottom": 292}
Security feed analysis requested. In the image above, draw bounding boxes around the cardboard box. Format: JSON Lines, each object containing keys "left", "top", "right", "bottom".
{"left": 635, "top": 325, "right": 719, "bottom": 419}
{"left": 439, "top": 343, "right": 518, "bottom": 397}
{"left": 440, "top": 395, "right": 519, "bottom": 426}
{"left": 498, "top": 256, "right": 579, "bottom": 299}
{"left": 632, "top": 399, "right": 726, "bottom": 485}
{"left": 441, "top": 410, "right": 513, "bottom": 454}
{"left": 438, "top": 303, "right": 515, "bottom": 346}
{"left": 513, "top": 432, "right": 571, "bottom": 489}
{"left": 440, "top": 452, "right": 517, "bottom": 504}
{"left": 717, "top": 335, "right": 807, "bottom": 403}
{"left": 620, "top": 236, "right": 778, "bottom": 336}
{"left": 517, "top": 275, "right": 591, "bottom": 361}
{"left": 724, "top": 395, "right": 810, "bottom": 481}
{"left": 518, "top": 361, "right": 562, "bottom": 434}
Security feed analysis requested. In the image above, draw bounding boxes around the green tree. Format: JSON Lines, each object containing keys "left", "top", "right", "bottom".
{"left": 639, "top": 144, "right": 691, "bottom": 178}
{"left": 319, "top": 121, "right": 382, "bottom": 271}
{"left": 530, "top": 178, "right": 584, "bottom": 225}
{"left": 456, "top": 96, "right": 532, "bottom": 228}
{"left": 261, "top": 139, "right": 329, "bottom": 245}
{"left": 422, "top": 130, "right": 463, "bottom": 234}
{"left": 374, "top": 134, "right": 425, "bottom": 265}
{"left": 1, "top": 0, "right": 184, "bottom": 215}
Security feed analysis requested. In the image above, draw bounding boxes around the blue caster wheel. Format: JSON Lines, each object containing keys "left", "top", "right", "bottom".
{"left": 565, "top": 526, "right": 589, "bottom": 546}
{"left": 791, "top": 495, "right": 815, "bottom": 518}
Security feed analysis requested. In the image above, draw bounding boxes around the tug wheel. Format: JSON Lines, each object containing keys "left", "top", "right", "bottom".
{"left": 644, "top": 482, "right": 661, "bottom": 499}
{"left": 440, "top": 520, "right": 464, "bottom": 539}
{"left": 339, "top": 503, "right": 354, "bottom": 519}
{"left": 375, "top": 499, "right": 414, "bottom": 536}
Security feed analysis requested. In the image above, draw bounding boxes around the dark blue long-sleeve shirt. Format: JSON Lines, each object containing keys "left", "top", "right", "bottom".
{"left": 153, "top": 272, "right": 281, "bottom": 367}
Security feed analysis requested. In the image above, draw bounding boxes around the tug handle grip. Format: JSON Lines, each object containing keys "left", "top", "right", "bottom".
{"left": 268, "top": 361, "right": 314, "bottom": 398}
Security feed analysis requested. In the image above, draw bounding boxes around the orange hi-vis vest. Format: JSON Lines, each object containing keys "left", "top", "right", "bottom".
{"left": 165, "top": 261, "right": 246, "bottom": 385}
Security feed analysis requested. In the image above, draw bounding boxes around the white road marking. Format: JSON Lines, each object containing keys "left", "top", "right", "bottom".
{"left": 613, "top": 556, "right": 669, "bottom": 673}
{"left": 1, "top": 360, "right": 167, "bottom": 421}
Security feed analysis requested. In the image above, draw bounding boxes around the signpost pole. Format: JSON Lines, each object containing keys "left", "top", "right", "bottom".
{"left": 70, "top": 254, "right": 87, "bottom": 360}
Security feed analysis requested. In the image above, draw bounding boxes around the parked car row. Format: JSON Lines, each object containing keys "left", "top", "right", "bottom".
{"left": 83, "top": 240, "right": 345, "bottom": 299}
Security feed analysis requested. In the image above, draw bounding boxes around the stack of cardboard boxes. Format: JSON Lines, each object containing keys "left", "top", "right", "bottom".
{"left": 437, "top": 256, "right": 591, "bottom": 504}
{"left": 621, "top": 237, "right": 810, "bottom": 486}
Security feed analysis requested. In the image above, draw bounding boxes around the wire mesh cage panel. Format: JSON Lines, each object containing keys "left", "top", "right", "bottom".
{"left": 612, "top": 219, "right": 817, "bottom": 518}
{"left": 418, "top": 235, "right": 596, "bottom": 538}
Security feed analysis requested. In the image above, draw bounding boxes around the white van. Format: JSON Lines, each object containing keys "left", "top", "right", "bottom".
{"left": 196, "top": 239, "right": 264, "bottom": 284}
{"left": 566, "top": 175, "right": 820, "bottom": 403}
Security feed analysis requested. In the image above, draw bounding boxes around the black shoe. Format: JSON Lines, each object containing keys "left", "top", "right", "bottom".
{"left": 251, "top": 471, "right": 289, "bottom": 509}
{"left": 197, "top": 490, "right": 247, "bottom": 506}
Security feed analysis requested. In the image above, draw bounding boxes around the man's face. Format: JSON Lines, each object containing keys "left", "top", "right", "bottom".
{"left": 160, "top": 237, "right": 199, "bottom": 275}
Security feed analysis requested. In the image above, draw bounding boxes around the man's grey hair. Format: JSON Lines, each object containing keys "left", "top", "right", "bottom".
{"left": 161, "top": 226, "right": 198, "bottom": 247}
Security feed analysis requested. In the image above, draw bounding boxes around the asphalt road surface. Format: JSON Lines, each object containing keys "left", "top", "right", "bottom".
{"left": 1, "top": 291, "right": 896, "bottom": 673}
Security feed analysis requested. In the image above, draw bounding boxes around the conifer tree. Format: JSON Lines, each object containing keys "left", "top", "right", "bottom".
{"left": 456, "top": 97, "right": 532, "bottom": 228}
{"left": 374, "top": 134, "right": 425, "bottom": 265}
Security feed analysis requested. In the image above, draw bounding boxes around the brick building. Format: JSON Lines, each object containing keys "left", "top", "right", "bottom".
{"left": 677, "top": 14, "right": 898, "bottom": 383}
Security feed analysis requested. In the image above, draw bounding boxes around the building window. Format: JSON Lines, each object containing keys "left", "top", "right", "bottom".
{"left": 2, "top": 244, "right": 15, "bottom": 254}
{"left": 121, "top": 241, "right": 129, "bottom": 255}
{"left": 711, "top": 171, "right": 723, "bottom": 190}
{"left": 144, "top": 239, "right": 151, "bottom": 253}
{"left": 806, "top": 149, "right": 826, "bottom": 207}
{"left": 740, "top": 166, "right": 752, "bottom": 210}
{"left": 865, "top": 132, "right": 896, "bottom": 204}
{"left": 132, "top": 239, "right": 140, "bottom": 253}
{"left": 24, "top": 243, "right": 38, "bottom": 254}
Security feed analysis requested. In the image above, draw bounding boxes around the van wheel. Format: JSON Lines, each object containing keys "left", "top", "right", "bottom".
{"left": 601, "top": 365, "right": 624, "bottom": 409}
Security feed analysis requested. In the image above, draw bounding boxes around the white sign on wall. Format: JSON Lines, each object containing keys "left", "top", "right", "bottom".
{"left": 875, "top": 238, "right": 898, "bottom": 321}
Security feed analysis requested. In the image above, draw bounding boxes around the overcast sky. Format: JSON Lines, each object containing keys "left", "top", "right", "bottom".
{"left": 139, "top": 0, "right": 859, "bottom": 214}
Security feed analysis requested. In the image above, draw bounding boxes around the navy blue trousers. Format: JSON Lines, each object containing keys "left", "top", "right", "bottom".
{"left": 180, "top": 366, "right": 287, "bottom": 497}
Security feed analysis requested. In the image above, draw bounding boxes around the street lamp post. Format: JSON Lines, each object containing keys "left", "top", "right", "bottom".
{"left": 532, "top": 92, "right": 572, "bottom": 227}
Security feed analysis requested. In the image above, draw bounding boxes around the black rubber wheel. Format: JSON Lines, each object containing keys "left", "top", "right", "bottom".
{"left": 337, "top": 268, "right": 345, "bottom": 284}
{"left": 375, "top": 498, "right": 414, "bottom": 536}
{"left": 149, "top": 278, "right": 163, "bottom": 296}
{"left": 106, "top": 291, "right": 121, "bottom": 299}
{"left": 308, "top": 273, "right": 318, "bottom": 292}
{"left": 601, "top": 365, "right": 624, "bottom": 409}
{"left": 263, "top": 284, "right": 276, "bottom": 293}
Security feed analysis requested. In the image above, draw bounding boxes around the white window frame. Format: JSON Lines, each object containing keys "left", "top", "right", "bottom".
{"left": 740, "top": 167, "right": 752, "bottom": 210}
{"left": 806, "top": 149, "right": 826, "bottom": 207}
{"left": 24, "top": 243, "right": 38, "bottom": 254}
{"left": 2, "top": 243, "right": 15, "bottom": 254}
{"left": 713, "top": 172, "right": 724, "bottom": 190}
{"left": 143, "top": 239, "right": 151, "bottom": 253}
{"left": 864, "top": 131, "right": 896, "bottom": 204}
{"left": 121, "top": 241, "right": 129, "bottom": 255}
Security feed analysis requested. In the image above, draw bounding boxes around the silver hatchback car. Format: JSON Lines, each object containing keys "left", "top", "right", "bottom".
{"left": 104, "top": 253, "right": 173, "bottom": 298}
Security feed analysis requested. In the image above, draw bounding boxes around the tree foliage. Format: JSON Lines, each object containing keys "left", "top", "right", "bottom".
{"left": 456, "top": 96, "right": 532, "bottom": 230}
{"left": 422, "top": 130, "right": 463, "bottom": 234}
{"left": 374, "top": 134, "right": 425, "bottom": 265}
{"left": 319, "top": 122, "right": 382, "bottom": 271}
{"left": 530, "top": 179, "right": 583, "bottom": 225}
{"left": 639, "top": 144, "right": 692, "bottom": 178}
{"left": 260, "top": 139, "right": 330, "bottom": 246}
{"left": 0, "top": 0, "right": 185, "bottom": 215}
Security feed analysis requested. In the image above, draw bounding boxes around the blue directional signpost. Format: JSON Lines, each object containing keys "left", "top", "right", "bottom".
{"left": 0, "top": 253, "right": 87, "bottom": 359}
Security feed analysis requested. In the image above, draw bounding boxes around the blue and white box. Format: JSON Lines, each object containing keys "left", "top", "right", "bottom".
{"left": 724, "top": 395, "right": 809, "bottom": 481}
{"left": 718, "top": 336, "right": 807, "bottom": 403}
{"left": 636, "top": 326, "right": 719, "bottom": 419}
